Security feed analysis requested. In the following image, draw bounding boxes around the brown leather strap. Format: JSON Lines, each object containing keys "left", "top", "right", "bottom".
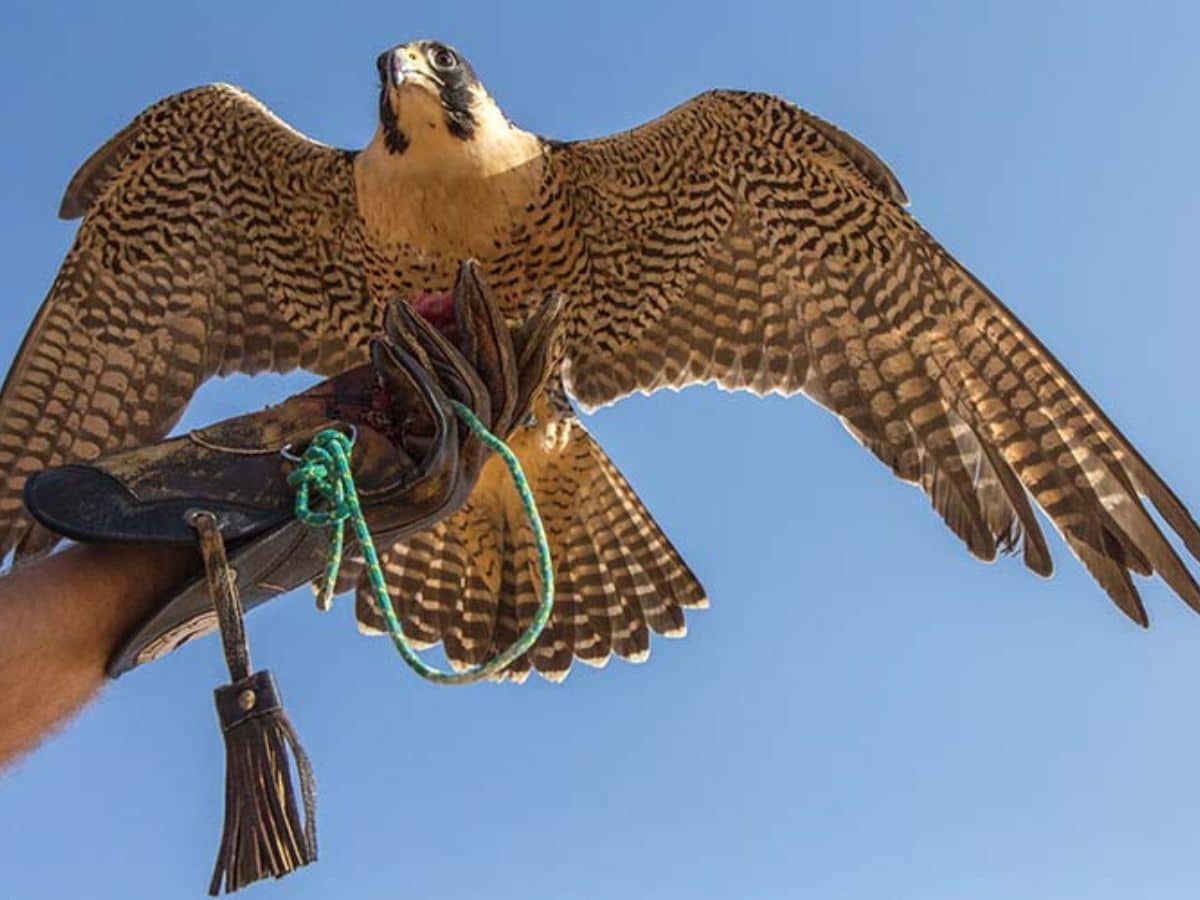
{"left": 190, "top": 509, "right": 251, "bottom": 683}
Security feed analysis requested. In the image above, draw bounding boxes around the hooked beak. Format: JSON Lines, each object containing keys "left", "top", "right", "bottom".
{"left": 376, "top": 48, "right": 439, "bottom": 89}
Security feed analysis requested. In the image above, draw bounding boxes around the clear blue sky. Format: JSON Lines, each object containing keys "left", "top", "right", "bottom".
{"left": 3, "top": 1, "right": 1199, "bottom": 897}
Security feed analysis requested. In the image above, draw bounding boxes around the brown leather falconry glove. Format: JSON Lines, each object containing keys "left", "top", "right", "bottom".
{"left": 23, "top": 262, "right": 564, "bottom": 676}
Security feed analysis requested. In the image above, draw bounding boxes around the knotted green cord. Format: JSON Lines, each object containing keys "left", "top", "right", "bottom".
{"left": 287, "top": 402, "right": 554, "bottom": 685}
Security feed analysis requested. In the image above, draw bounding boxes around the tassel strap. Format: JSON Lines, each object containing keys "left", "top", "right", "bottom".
{"left": 190, "top": 510, "right": 318, "bottom": 894}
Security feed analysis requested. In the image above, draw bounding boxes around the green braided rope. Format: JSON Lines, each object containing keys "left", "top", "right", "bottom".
{"left": 287, "top": 402, "right": 554, "bottom": 685}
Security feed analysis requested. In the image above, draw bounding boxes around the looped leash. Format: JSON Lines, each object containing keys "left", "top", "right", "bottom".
{"left": 287, "top": 401, "right": 554, "bottom": 685}
{"left": 286, "top": 437, "right": 349, "bottom": 612}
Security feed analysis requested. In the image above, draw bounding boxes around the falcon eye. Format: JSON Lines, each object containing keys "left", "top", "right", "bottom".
{"left": 428, "top": 46, "right": 458, "bottom": 71}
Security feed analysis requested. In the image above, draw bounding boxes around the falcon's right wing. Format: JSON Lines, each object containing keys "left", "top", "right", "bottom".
{"left": 551, "top": 90, "right": 1200, "bottom": 624}
{"left": 0, "top": 84, "right": 370, "bottom": 560}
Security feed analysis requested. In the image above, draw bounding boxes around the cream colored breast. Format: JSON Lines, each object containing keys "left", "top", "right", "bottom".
{"left": 354, "top": 116, "right": 545, "bottom": 259}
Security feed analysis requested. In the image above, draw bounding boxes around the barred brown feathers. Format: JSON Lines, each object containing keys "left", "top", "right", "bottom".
{"left": 4, "top": 46, "right": 1199, "bottom": 683}
{"left": 351, "top": 392, "right": 705, "bottom": 682}
{"left": 551, "top": 89, "right": 1200, "bottom": 627}
{"left": 0, "top": 85, "right": 366, "bottom": 559}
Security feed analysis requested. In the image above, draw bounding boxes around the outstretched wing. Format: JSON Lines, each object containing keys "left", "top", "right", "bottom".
{"left": 0, "top": 84, "right": 369, "bottom": 560}
{"left": 550, "top": 89, "right": 1200, "bottom": 623}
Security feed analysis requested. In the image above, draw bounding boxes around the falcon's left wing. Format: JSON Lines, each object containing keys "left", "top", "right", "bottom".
{"left": 549, "top": 90, "right": 1200, "bottom": 623}
{"left": 0, "top": 85, "right": 368, "bottom": 561}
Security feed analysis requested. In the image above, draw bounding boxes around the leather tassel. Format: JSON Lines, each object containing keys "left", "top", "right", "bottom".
{"left": 209, "top": 671, "right": 317, "bottom": 894}
{"left": 190, "top": 511, "right": 318, "bottom": 895}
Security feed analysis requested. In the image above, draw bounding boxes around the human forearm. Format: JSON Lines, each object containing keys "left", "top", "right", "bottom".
{"left": 0, "top": 543, "right": 197, "bottom": 767}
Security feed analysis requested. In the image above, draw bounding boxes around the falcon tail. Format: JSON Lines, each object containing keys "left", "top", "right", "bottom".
{"left": 344, "top": 401, "right": 708, "bottom": 683}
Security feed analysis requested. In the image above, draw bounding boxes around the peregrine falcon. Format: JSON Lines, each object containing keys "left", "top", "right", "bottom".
{"left": 3, "top": 40, "right": 1198, "bottom": 681}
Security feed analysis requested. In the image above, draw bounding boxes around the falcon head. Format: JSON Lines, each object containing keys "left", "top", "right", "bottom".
{"left": 375, "top": 40, "right": 491, "bottom": 154}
